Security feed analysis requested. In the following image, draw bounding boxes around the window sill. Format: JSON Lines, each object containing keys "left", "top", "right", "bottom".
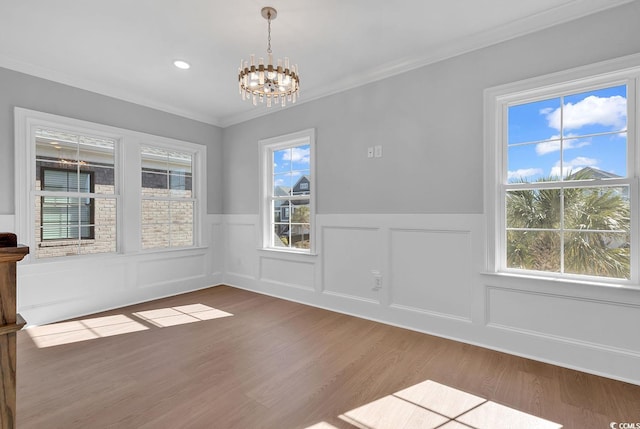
{"left": 137, "top": 245, "right": 209, "bottom": 256}
{"left": 38, "top": 239, "right": 96, "bottom": 248}
{"left": 27, "top": 245, "right": 209, "bottom": 264}
{"left": 480, "top": 271, "right": 640, "bottom": 291}
{"left": 258, "top": 247, "right": 318, "bottom": 258}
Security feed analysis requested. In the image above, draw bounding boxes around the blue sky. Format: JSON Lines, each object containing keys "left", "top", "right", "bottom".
{"left": 273, "top": 144, "right": 310, "bottom": 190}
{"left": 508, "top": 85, "right": 627, "bottom": 182}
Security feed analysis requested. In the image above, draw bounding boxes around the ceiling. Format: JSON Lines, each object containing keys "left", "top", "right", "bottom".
{"left": 0, "top": 1, "right": 633, "bottom": 127}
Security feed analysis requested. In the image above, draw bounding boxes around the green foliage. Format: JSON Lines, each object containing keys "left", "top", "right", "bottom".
{"left": 291, "top": 205, "right": 310, "bottom": 224}
{"left": 506, "top": 170, "right": 630, "bottom": 278}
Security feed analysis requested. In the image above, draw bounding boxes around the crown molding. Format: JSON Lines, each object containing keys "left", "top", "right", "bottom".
{"left": 219, "top": 0, "right": 636, "bottom": 127}
{"left": 1, "top": 0, "right": 634, "bottom": 129}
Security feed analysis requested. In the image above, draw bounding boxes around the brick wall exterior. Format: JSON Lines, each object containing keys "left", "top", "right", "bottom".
{"left": 35, "top": 183, "right": 117, "bottom": 258}
{"left": 35, "top": 183, "right": 193, "bottom": 258}
{"left": 141, "top": 188, "right": 193, "bottom": 250}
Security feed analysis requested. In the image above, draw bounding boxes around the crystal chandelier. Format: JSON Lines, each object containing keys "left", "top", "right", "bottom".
{"left": 238, "top": 7, "right": 300, "bottom": 107}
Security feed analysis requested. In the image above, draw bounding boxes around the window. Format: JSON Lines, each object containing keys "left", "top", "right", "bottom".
{"left": 486, "top": 56, "right": 640, "bottom": 283}
{"left": 41, "top": 168, "right": 95, "bottom": 240}
{"left": 141, "top": 146, "right": 194, "bottom": 249}
{"left": 34, "top": 127, "right": 116, "bottom": 258}
{"left": 260, "top": 129, "right": 315, "bottom": 253}
{"left": 15, "top": 108, "right": 206, "bottom": 261}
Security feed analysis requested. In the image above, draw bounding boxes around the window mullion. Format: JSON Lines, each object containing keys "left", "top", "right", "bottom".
{"left": 560, "top": 188, "right": 565, "bottom": 274}
{"left": 629, "top": 77, "right": 639, "bottom": 284}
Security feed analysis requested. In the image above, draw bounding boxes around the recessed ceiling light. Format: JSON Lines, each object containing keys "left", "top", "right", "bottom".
{"left": 173, "top": 60, "right": 190, "bottom": 70}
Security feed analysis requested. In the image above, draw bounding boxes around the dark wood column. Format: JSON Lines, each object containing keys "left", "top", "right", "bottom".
{"left": 0, "top": 233, "right": 28, "bottom": 429}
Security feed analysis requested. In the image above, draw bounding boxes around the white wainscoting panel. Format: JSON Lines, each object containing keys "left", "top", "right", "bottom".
{"left": 17, "top": 214, "right": 223, "bottom": 326}
{"left": 487, "top": 286, "right": 640, "bottom": 356}
{"left": 322, "top": 226, "right": 382, "bottom": 303}
{"left": 260, "top": 256, "right": 315, "bottom": 291}
{"left": 222, "top": 213, "right": 640, "bottom": 385}
{"left": 138, "top": 253, "right": 206, "bottom": 288}
{"left": 225, "top": 217, "right": 258, "bottom": 280}
{"left": 390, "top": 228, "right": 472, "bottom": 322}
{"left": 210, "top": 220, "right": 224, "bottom": 278}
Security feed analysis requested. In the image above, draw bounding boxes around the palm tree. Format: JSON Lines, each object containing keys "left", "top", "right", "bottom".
{"left": 506, "top": 169, "right": 630, "bottom": 278}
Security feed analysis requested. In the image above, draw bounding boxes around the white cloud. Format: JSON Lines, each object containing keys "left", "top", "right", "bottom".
{"left": 550, "top": 156, "right": 598, "bottom": 177}
{"left": 508, "top": 168, "right": 543, "bottom": 180}
{"left": 282, "top": 147, "right": 310, "bottom": 164}
{"left": 535, "top": 135, "right": 589, "bottom": 155}
{"left": 543, "top": 95, "right": 626, "bottom": 131}
{"left": 274, "top": 171, "right": 303, "bottom": 187}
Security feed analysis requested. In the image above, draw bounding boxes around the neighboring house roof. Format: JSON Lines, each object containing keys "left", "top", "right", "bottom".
{"left": 568, "top": 166, "right": 621, "bottom": 180}
{"left": 292, "top": 175, "right": 310, "bottom": 192}
{"left": 274, "top": 186, "right": 291, "bottom": 197}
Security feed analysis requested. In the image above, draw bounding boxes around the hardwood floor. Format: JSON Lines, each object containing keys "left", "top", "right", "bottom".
{"left": 16, "top": 285, "right": 640, "bottom": 428}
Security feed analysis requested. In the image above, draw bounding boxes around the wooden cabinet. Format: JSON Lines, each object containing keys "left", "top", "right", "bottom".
{"left": 0, "top": 233, "right": 28, "bottom": 429}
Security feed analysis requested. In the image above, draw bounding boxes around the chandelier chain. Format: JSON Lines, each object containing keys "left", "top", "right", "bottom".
{"left": 267, "top": 11, "right": 272, "bottom": 54}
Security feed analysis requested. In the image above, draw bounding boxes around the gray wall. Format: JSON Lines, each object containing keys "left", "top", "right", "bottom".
{"left": 0, "top": 68, "right": 224, "bottom": 214}
{"left": 222, "top": 1, "right": 640, "bottom": 215}
{"left": 3, "top": 2, "right": 639, "bottom": 216}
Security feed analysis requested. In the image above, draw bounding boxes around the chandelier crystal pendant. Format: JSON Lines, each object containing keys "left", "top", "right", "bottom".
{"left": 238, "top": 7, "right": 299, "bottom": 107}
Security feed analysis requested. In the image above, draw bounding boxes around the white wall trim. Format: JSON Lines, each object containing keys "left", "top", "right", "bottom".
{"left": 487, "top": 322, "right": 640, "bottom": 359}
{"left": 221, "top": 212, "right": 640, "bottom": 385}
{"left": 389, "top": 303, "right": 473, "bottom": 324}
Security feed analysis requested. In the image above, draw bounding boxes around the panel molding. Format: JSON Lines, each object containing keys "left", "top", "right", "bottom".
{"left": 322, "top": 290, "right": 380, "bottom": 305}
{"left": 389, "top": 303, "right": 472, "bottom": 323}
{"left": 485, "top": 285, "right": 640, "bottom": 358}
{"left": 388, "top": 227, "right": 473, "bottom": 322}
{"left": 259, "top": 255, "right": 315, "bottom": 291}
{"left": 222, "top": 213, "right": 640, "bottom": 384}
{"left": 321, "top": 224, "right": 381, "bottom": 298}
{"left": 487, "top": 321, "right": 640, "bottom": 358}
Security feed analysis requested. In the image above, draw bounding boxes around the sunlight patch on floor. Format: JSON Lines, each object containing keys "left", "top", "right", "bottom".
{"left": 304, "top": 423, "right": 340, "bottom": 429}
{"left": 132, "top": 303, "right": 233, "bottom": 327}
{"left": 298, "top": 380, "right": 564, "bottom": 429}
{"left": 26, "top": 304, "right": 233, "bottom": 348}
{"left": 26, "top": 314, "right": 148, "bottom": 348}
{"left": 341, "top": 394, "right": 449, "bottom": 428}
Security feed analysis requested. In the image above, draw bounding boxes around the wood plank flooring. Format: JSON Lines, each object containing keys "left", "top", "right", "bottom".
{"left": 15, "top": 285, "right": 640, "bottom": 428}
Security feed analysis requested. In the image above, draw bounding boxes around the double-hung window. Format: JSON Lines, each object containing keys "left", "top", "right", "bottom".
{"left": 486, "top": 56, "right": 640, "bottom": 283}
{"left": 16, "top": 108, "right": 205, "bottom": 260}
{"left": 259, "top": 129, "right": 315, "bottom": 253}
{"left": 141, "top": 146, "right": 195, "bottom": 249}
{"left": 34, "top": 127, "right": 117, "bottom": 258}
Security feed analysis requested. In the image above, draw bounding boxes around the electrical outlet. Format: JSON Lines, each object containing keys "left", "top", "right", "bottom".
{"left": 374, "top": 145, "right": 383, "bottom": 158}
{"left": 371, "top": 270, "right": 382, "bottom": 290}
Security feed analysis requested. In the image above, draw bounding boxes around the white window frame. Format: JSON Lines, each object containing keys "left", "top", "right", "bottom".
{"left": 259, "top": 128, "right": 316, "bottom": 254}
{"left": 484, "top": 54, "right": 640, "bottom": 286}
{"left": 14, "top": 108, "right": 207, "bottom": 262}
